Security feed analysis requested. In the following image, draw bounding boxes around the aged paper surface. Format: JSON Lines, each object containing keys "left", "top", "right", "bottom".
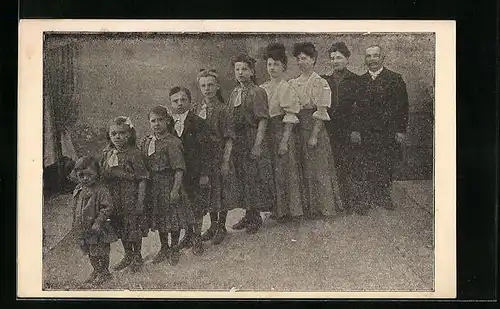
{"left": 18, "top": 19, "right": 456, "bottom": 298}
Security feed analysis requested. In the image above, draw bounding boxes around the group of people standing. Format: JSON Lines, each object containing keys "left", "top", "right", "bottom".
{"left": 69, "top": 40, "right": 409, "bottom": 287}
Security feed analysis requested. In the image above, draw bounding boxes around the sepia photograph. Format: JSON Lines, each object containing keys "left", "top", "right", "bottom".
{"left": 18, "top": 20, "right": 456, "bottom": 298}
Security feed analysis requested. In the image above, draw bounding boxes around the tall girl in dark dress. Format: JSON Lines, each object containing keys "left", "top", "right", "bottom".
{"left": 229, "top": 53, "right": 275, "bottom": 234}
{"left": 196, "top": 69, "right": 239, "bottom": 245}
{"left": 100, "top": 116, "right": 148, "bottom": 273}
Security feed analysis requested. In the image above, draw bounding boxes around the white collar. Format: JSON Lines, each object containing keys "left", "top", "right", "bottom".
{"left": 368, "top": 66, "right": 384, "bottom": 78}
{"left": 172, "top": 110, "right": 189, "bottom": 122}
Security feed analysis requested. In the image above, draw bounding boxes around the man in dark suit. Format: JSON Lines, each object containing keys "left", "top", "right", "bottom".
{"left": 169, "top": 86, "right": 209, "bottom": 256}
{"left": 351, "top": 45, "right": 409, "bottom": 215}
{"left": 322, "top": 41, "right": 360, "bottom": 213}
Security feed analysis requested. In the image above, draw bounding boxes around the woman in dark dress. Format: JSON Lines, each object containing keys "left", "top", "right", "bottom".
{"left": 321, "top": 42, "right": 360, "bottom": 213}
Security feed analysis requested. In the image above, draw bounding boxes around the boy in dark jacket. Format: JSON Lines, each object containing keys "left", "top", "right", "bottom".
{"left": 169, "top": 86, "right": 210, "bottom": 255}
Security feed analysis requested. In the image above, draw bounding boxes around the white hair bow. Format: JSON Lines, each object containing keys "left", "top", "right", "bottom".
{"left": 122, "top": 116, "right": 134, "bottom": 128}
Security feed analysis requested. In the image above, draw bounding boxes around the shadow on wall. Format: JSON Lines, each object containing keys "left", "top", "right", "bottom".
{"left": 45, "top": 32, "right": 435, "bottom": 180}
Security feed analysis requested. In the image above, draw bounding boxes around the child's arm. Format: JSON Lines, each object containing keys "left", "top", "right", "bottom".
{"left": 92, "top": 187, "right": 114, "bottom": 231}
{"left": 170, "top": 170, "right": 183, "bottom": 203}
{"left": 251, "top": 88, "right": 270, "bottom": 158}
{"left": 251, "top": 118, "right": 268, "bottom": 158}
{"left": 137, "top": 179, "right": 147, "bottom": 212}
{"left": 221, "top": 138, "right": 233, "bottom": 176}
{"left": 198, "top": 121, "right": 210, "bottom": 187}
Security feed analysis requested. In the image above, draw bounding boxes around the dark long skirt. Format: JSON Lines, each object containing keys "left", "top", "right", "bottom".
{"left": 232, "top": 123, "right": 275, "bottom": 211}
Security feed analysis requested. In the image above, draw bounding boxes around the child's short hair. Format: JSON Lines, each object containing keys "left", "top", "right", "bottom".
{"left": 197, "top": 69, "right": 225, "bottom": 103}
{"left": 107, "top": 116, "right": 137, "bottom": 147}
{"left": 149, "top": 105, "right": 175, "bottom": 134}
{"left": 169, "top": 86, "right": 192, "bottom": 103}
{"left": 70, "top": 155, "right": 100, "bottom": 182}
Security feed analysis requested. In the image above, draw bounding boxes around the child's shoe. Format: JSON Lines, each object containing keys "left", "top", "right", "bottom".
{"left": 152, "top": 248, "right": 169, "bottom": 265}
{"left": 178, "top": 229, "right": 193, "bottom": 249}
{"left": 130, "top": 255, "right": 144, "bottom": 273}
{"left": 212, "top": 224, "right": 227, "bottom": 245}
{"left": 201, "top": 226, "right": 217, "bottom": 241}
{"left": 92, "top": 271, "right": 112, "bottom": 286}
{"left": 191, "top": 237, "right": 204, "bottom": 256}
{"left": 83, "top": 270, "right": 99, "bottom": 284}
{"left": 246, "top": 215, "right": 263, "bottom": 234}
{"left": 112, "top": 255, "right": 133, "bottom": 271}
{"left": 169, "top": 247, "right": 180, "bottom": 266}
{"left": 232, "top": 215, "right": 250, "bottom": 230}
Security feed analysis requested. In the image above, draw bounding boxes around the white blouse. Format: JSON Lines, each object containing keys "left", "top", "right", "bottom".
{"left": 289, "top": 72, "right": 332, "bottom": 121}
{"left": 260, "top": 79, "right": 300, "bottom": 124}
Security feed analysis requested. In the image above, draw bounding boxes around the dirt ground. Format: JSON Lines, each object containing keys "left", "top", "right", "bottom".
{"left": 42, "top": 182, "right": 434, "bottom": 292}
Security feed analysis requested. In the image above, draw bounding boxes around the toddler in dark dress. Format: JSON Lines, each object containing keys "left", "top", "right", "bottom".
{"left": 70, "top": 155, "right": 117, "bottom": 286}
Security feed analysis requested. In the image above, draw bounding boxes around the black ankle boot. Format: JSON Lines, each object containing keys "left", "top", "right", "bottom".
{"left": 191, "top": 236, "right": 204, "bottom": 256}
{"left": 246, "top": 214, "right": 262, "bottom": 234}
{"left": 179, "top": 227, "right": 193, "bottom": 249}
{"left": 212, "top": 223, "right": 227, "bottom": 245}
{"left": 201, "top": 225, "right": 217, "bottom": 241}
{"left": 112, "top": 253, "right": 133, "bottom": 271}
{"left": 232, "top": 214, "right": 250, "bottom": 230}
{"left": 169, "top": 246, "right": 180, "bottom": 266}
{"left": 130, "top": 254, "right": 144, "bottom": 273}
{"left": 84, "top": 256, "right": 100, "bottom": 284}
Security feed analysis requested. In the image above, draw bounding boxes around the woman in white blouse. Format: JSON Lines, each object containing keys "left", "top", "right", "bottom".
{"left": 260, "top": 43, "right": 303, "bottom": 222}
{"left": 289, "top": 42, "right": 342, "bottom": 217}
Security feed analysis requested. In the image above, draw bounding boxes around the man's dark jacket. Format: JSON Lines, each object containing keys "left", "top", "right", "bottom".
{"left": 353, "top": 67, "right": 409, "bottom": 136}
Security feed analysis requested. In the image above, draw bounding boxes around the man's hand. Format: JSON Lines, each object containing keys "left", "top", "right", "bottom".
{"left": 395, "top": 132, "right": 406, "bottom": 144}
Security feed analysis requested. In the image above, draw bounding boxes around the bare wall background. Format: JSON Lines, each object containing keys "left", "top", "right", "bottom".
{"left": 44, "top": 33, "right": 434, "bottom": 179}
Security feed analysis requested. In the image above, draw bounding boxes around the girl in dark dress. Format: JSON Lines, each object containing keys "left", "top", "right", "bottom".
{"left": 100, "top": 116, "right": 148, "bottom": 273}
{"left": 229, "top": 54, "right": 275, "bottom": 234}
{"left": 196, "top": 69, "right": 239, "bottom": 245}
{"left": 139, "top": 106, "right": 194, "bottom": 265}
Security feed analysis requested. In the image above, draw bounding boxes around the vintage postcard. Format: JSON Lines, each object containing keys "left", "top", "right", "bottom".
{"left": 18, "top": 19, "right": 456, "bottom": 298}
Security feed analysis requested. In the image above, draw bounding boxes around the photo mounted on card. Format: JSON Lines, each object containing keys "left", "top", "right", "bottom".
{"left": 17, "top": 19, "right": 456, "bottom": 299}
